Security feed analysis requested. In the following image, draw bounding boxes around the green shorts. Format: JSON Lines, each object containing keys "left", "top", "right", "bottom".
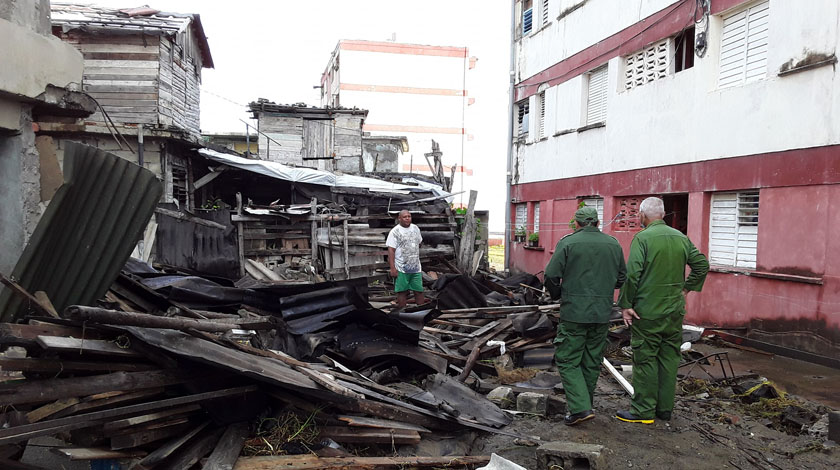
{"left": 395, "top": 272, "right": 423, "bottom": 292}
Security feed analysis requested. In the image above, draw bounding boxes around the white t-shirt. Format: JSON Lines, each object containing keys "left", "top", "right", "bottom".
{"left": 386, "top": 224, "right": 423, "bottom": 273}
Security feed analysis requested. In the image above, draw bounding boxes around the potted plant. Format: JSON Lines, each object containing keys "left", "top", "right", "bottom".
{"left": 514, "top": 226, "right": 527, "bottom": 243}
{"left": 528, "top": 232, "right": 540, "bottom": 247}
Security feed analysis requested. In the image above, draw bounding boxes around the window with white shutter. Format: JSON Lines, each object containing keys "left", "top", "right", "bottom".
{"left": 537, "top": 91, "right": 546, "bottom": 139}
{"left": 624, "top": 39, "right": 671, "bottom": 90}
{"left": 718, "top": 1, "right": 770, "bottom": 88}
{"left": 585, "top": 66, "right": 608, "bottom": 125}
{"left": 516, "top": 101, "right": 530, "bottom": 138}
{"left": 709, "top": 191, "right": 759, "bottom": 269}
{"left": 534, "top": 202, "right": 540, "bottom": 233}
{"left": 523, "top": 0, "right": 533, "bottom": 35}
{"left": 515, "top": 203, "right": 527, "bottom": 229}
{"left": 582, "top": 197, "right": 605, "bottom": 225}
{"left": 541, "top": 0, "right": 550, "bottom": 27}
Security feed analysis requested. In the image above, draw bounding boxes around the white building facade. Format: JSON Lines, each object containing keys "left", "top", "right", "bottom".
{"left": 321, "top": 40, "right": 478, "bottom": 207}
{"left": 508, "top": 0, "right": 840, "bottom": 362}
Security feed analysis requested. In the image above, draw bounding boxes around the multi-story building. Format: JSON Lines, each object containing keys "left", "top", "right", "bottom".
{"left": 507, "top": 0, "right": 840, "bottom": 361}
{"left": 320, "top": 40, "right": 477, "bottom": 205}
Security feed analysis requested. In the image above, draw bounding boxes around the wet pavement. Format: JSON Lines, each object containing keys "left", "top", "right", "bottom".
{"left": 692, "top": 342, "right": 840, "bottom": 409}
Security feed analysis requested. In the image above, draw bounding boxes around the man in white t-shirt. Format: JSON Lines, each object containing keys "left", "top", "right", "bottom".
{"left": 386, "top": 209, "right": 425, "bottom": 308}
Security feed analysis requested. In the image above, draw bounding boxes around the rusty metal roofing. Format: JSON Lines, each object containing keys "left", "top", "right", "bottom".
{"left": 0, "top": 142, "right": 162, "bottom": 322}
{"left": 51, "top": 2, "right": 214, "bottom": 68}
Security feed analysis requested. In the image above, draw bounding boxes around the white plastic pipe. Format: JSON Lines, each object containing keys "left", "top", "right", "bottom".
{"left": 603, "top": 357, "right": 634, "bottom": 396}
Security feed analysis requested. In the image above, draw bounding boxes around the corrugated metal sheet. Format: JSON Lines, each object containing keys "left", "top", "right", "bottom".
{"left": 0, "top": 142, "right": 162, "bottom": 322}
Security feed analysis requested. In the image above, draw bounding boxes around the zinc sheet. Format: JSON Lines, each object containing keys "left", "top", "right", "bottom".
{"left": 0, "top": 142, "right": 162, "bottom": 322}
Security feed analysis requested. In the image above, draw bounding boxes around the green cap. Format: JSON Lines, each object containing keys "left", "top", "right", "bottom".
{"left": 574, "top": 207, "right": 598, "bottom": 223}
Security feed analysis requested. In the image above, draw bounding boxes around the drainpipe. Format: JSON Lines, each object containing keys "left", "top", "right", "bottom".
{"left": 137, "top": 125, "right": 144, "bottom": 167}
{"left": 504, "top": 0, "right": 516, "bottom": 272}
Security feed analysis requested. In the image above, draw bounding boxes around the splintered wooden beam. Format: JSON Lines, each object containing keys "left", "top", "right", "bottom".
{"left": 133, "top": 420, "right": 210, "bottom": 466}
{"left": 0, "top": 357, "right": 155, "bottom": 374}
{"left": 233, "top": 456, "right": 491, "bottom": 470}
{"left": 103, "top": 405, "right": 202, "bottom": 432}
{"left": 336, "top": 416, "right": 430, "bottom": 433}
{"left": 51, "top": 447, "right": 148, "bottom": 461}
{"left": 0, "top": 273, "right": 56, "bottom": 319}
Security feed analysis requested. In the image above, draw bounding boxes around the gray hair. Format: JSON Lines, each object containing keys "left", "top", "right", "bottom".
{"left": 639, "top": 197, "right": 665, "bottom": 218}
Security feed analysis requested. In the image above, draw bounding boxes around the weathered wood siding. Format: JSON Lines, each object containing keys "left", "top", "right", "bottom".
{"left": 158, "top": 30, "right": 202, "bottom": 135}
{"left": 59, "top": 33, "right": 161, "bottom": 126}
{"left": 258, "top": 113, "right": 364, "bottom": 171}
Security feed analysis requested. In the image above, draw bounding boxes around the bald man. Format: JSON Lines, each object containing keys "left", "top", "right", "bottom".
{"left": 386, "top": 209, "right": 425, "bottom": 308}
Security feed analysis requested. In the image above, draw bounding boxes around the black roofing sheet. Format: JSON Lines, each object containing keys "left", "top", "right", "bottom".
{"left": 0, "top": 142, "right": 162, "bottom": 322}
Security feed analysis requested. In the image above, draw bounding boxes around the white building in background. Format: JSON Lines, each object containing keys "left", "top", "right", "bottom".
{"left": 320, "top": 40, "right": 479, "bottom": 207}
{"left": 507, "top": 0, "right": 840, "bottom": 362}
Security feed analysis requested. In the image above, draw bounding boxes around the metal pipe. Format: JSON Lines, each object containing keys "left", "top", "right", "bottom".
{"left": 137, "top": 125, "right": 144, "bottom": 167}
{"left": 504, "top": 0, "right": 516, "bottom": 272}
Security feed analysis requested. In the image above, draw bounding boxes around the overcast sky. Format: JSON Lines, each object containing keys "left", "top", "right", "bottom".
{"left": 68, "top": 1, "right": 513, "bottom": 231}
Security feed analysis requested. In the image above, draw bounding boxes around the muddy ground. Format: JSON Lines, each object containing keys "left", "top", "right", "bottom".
{"left": 472, "top": 342, "right": 838, "bottom": 469}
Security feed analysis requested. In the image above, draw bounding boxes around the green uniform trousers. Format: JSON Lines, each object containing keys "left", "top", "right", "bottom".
{"left": 629, "top": 311, "right": 683, "bottom": 419}
{"left": 553, "top": 321, "right": 609, "bottom": 414}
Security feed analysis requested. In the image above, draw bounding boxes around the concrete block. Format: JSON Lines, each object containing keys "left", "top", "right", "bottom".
{"left": 516, "top": 392, "right": 547, "bottom": 416}
{"left": 829, "top": 411, "right": 840, "bottom": 443}
{"left": 537, "top": 441, "right": 606, "bottom": 470}
{"left": 546, "top": 395, "right": 567, "bottom": 416}
{"left": 487, "top": 386, "right": 516, "bottom": 409}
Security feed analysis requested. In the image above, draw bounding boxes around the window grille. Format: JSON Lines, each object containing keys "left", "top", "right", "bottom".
{"left": 585, "top": 66, "right": 608, "bottom": 125}
{"left": 624, "top": 39, "right": 671, "bottom": 90}
{"left": 709, "top": 191, "right": 759, "bottom": 268}
{"left": 534, "top": 202, "right": 540, "bottom": 232}
{"left": 718, "top": 1, "right": 770, "bottom": 88}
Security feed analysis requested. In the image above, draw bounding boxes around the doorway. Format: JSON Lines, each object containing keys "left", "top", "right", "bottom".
{"left": 662, "top": 194, "right": 688, "bottom": 234}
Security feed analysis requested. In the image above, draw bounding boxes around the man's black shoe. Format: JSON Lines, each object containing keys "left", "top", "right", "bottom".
{"left": 564, "top": 410, "right": 595, "bottom": 426}
{"left": 656, "top": 411, "right": 672, "bottom": 421}
{"left": 615, "top": 409, "right": 654, "bottom": 424}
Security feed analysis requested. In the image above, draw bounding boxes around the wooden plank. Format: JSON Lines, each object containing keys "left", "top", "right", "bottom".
{"left": 111, "top": 421, "right": 193, "bottom": 450}
{"left": 26, "top": 398, "right": 80, "bottom": 423}
{"left": 233, "top": 455, "right": 491, "bottom": 470}
{"left": 134, "top": 420, "right": 210, "bottom": 466}
{"left": 51, "top": 388, "right": 165, "bottom": 419}
{"left": 336, "top": 416, "right": 430, "bottom": 433}
{"left": 319, "top": 427, "right": 420, "bottom": 445}
{"left": 0, "top": 273, "right": 57, "bottom": 318}
{"left": 65, "top": 306, "right": 245, "bottom": 333}
{"left": 0, "top": 322, "right": 96, "bottom": 341}
{"left": 51, "top": 447, "right": 147, "bottom": 460}
{"left": 0, "top": 369, "right": 193, "bottom": 406}
{"left": 103, "top": 405, "right": 201, "bottom": 432}
{"left": 202, "top": 422, "right": 249, "bottom": 470}
{"left": 162, "top": 428, "right": 223, "bottom": 470}
{"left": 35, "top": 336, "right": 143, "bottom": 357}
{"left": 82, "top": 52, "right": 160, "bottom": 61}
{"left": 32, "top": 292, "right": 59, "bottom": 318}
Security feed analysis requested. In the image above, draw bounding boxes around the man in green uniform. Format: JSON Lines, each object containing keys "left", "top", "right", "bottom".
{"left": 616, "top": 197, "right": 709, "bottom": 424}
{"left": 545, "top": 207, "right": 626, "bottom": 426}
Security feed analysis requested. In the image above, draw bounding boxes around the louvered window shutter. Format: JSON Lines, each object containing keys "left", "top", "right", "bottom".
{"left": 537, "top": 92, "right": 546, "bottom": 139}
{"left": 718, "top": 1, "right": 769, "bottom": 88}
{"left": 710, "top": 192, "right": 759, "bottom": 268}
{"left": 586, "top": 66, "right": 608, "bottom": 125}
{"left": 523, "top": 5, "right": 533, "bottom": 35}
{"left": 534, "top": 203, "right": 540, "bottom": 232}
{"left": 542, "top": 0, "right": 550, "bottom": 27}
{"left": 583, "top": 197, "right": 605, "bottom": 225}
{"left": 515, "top": 204, "right": 527, "bottom": 228}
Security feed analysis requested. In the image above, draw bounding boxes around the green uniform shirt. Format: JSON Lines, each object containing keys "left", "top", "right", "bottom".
{"left": 545, "top": 226, "right": 627, "bottom": 324}
{"left": 618, "top": 220, "right": 710, "bottom": 319}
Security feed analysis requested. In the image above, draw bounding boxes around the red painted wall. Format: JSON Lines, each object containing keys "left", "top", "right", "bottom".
{"left": 509, "top": 148, "right": 840, "bottom": 356}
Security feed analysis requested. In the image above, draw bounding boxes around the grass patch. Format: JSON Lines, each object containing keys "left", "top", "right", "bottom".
{"left": 495, "top": 365, "right": 539, "bottom": 384}
{"left": 243, "top": 410, "right": 321, "bottom": 456}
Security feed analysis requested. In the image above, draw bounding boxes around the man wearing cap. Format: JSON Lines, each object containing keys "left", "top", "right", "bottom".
{"left": 615, "top": 197, "right": 709, "bottom": 424}
{"left": 545, "top": 206, "right": 626, "bottom": 426}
